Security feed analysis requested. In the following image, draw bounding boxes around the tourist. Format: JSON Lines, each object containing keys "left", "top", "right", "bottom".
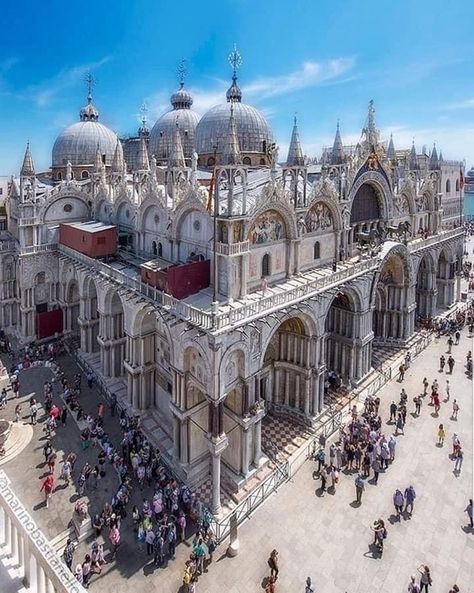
{"left": 329, "top": 465, "right": 339, "bottom": 490}
{"left": 315, "top": 446, "right": 325, "bottom": 473}
{"left": 371, "top": 519, "right": 386, "bottom": 553}
{"left": 74, "top": 564, "right": 83, "bottom": 585}
{"left": 422, "top": 377, "right": 428, "bottom": 396}
{"left": 447, "top": 355, "right": 455, "bottom": 374}
{"left": 167, "top": 521, "right": 177, "bottom": 559}
{"left": 109, "top": 524, "right": 121, "bottom": 558}
{"left": 388, "top": 435, "right": 396, "bottom": 461}
{"left": 417, "top": 565, "right": 432, "bottom": 592}
{"left": 448, "top": 586, "right": 460, "bottom": 593}
{"left": 40, "top": 474, "right": 54, "bottom": 508}
{"left": 30, "top": 399, "right": 38, "bottom": 425}
{"left": 192, "top": 538, "right": 206, "bottom": 574}
{"left": 268, "top": 549, "right": 279, "bottom": 579}
{"left": 305, "top": 577, "right": 315, "bottom": 593}
{"left": 447, "top": 336, "right": 453, "bottom": 353}
{"left": 395, "top": 412, "right": 405, "bottom": 435}
{"left": 372, "top": 457, "right": 381, "bottom": 485}
{"left": 404, "top": 351, "right": 411, "bottom": 369}
{"left": 452, "top": 400, "right": 460, "bottom": 420}
{"left": 404, "top": 485, "right": 416, "bottom": 515}
{"left": 445, "top": 379, "right": 450, "bottom": 401}
{"left": 61, "top": 407, "right": 67, "bottom": 426}
{"left": 413, "top": 395, "right": 421, "bottom": 416}
{"left": 355, "top": 473, "right": 365, "bottom": 503}
{"left": 145, "top": 525, "right": 155, "bottom": 555}
{"left": 439, "top": 355, "right": 446, "bottom": 371}
{"left": 465, "top": 499, "right": 473, "bottom": 529}
{"left": 407, "top": 575, "right": 420, "bottom": 593}
{"left": 398, "top": 363, "right": 405, "bottom": 381}
{"left": 265, "top": 576, "right": 277, "bottom": 593}
{"left": 454, "top": 447, "right": 464, "bottom": 473}
{"left": 207, "top": 533, "right": 217, "bottom": 563}
{"left": 437, "top": 424, "right": 446, "bottom": 445}
{"left": 451, "top": 433, "right": 461, "bottom": 457}
{"left": 14, "top": 403, "right": 21, "bottom": 423}
{"left": 393, "top": 489, "right": 404, "bottom": 520}
{"left": 320, "top": 465, "right": 327, "bottom": 492}
{"left": 82, "top": 554, "right": 92, "bottom": 588}
{"left": 389, "top": 400, "right": 397, "bottom": 423}
{"left": 43, "top": 440, "right": 52, "bottom": 464}
{"left": 62, "top": 539, "right": 75, "bottom": 571}
{"left": 455, "top": 330, "right": 461, "bottom": 345}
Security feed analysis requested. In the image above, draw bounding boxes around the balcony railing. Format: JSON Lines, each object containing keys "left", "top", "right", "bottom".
{"left": 20, "top": 243, "right": 58, "bottom": 255}
{"left": 18, "top": 217, "right": 38, "bottom": 226}
{"left": 59, "top": 227, "right": 464, "bottom": 333}
{"left": 215, "top": 241, "right": 250, "bottom": 256}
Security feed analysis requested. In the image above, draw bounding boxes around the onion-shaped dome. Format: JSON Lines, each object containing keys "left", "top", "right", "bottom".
{"left": 149, "top": 83, "right": 200, "bottom": 162}
{"left": 52, "top": 94, "right": 118, "bottom": 167}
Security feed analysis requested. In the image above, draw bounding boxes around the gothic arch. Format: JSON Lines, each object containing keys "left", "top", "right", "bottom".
{"left": 114, "top": 197, "right": 137, "bottom": 228}
{"left": 40, "top": 194, "right": 91, "bottom": 224}
{"left": 137, "top": 198, "right": 168, "bottom": 233}
{"left": 305, "top": 195, "right": 343, "bottom": 232}
{"left": 246, "top": 203, "right": 297, "bottom": 244}
{"left": 370, "top": 243, "right": 414, "bottom": 308}
{"left": 347, "top": 171, "right": 392, "bottom": 221}
{"left": 219, "top": 340, "right": 251, "bottom": 382}
{"left": 169, "top": 199, "right": 211, "bottom": 243}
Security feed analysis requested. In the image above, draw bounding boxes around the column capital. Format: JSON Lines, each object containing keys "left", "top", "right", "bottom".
{"left": 208, "top": 434, "right": 229, "bottom": 456}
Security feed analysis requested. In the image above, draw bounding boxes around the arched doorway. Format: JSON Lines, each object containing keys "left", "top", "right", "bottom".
{"left": 324, "top": 290, "right": 370, "bottom": 388}
{"left": 372, "top": 253, "right": 414, "bottom": 343}
{"left": 262, "top": 317, "right": 321, "bottom": 418}
{"left": 99, "top": 291, "right": 125, "bottom": 377}
{"left": 436, "top": 249, "right": 455, "bottom": 308}
{"left": 415, "top": 255, "right": 436, "bottom": 321}
{"left": 80, "top": 277, "right": 99, "bottom": 353}
{"left": 64, "top": 280, "right": 80, "bottom": 332}
{"left": 349, "top": 183, "right": 385, "bottom": 253}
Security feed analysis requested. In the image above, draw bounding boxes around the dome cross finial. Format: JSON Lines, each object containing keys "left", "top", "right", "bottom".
{"left": 84, "top": 72, "right": 96, "bottom": 104}
{"left": 228, "top": 44, "right": 243, "bottom": 81}
{"left": 177, "top": 59, "right": 187, "bottom": 88}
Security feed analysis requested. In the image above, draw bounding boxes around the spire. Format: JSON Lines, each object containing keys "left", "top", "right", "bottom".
{"left": 439, "top": 150, "right": 443, "bottom": 163}
{"left": 168, "top": 120, "right": 186, "bottom": 168}
{"left": 223, "top": 104, "right": 242, "bottom": 166}
{"left": 409, "top": 139, "right": 418, "bottom": 170}
{"left": 386, "top": 133, "right": 396, "bottom": 161}
{"left": 226, "top": 45, "right": 243, "bottom": 103}
{"left": 286, "top": 116, "right": 304, "bottom": 166}
{"left": 429, "top": 143, "right": 439, "bottom": 170}
{"left": 363, "top": 100, "right": 379, "bottom": 150}
{"left": 112, "top": 139, "right": 125, "bottom": 173}
{"left": 94, "top": 144, "right": 102, "bottom": 172}
{"left": 331, "top": 121, "right": 344, "bottom": 165}
{"left": 21, "top": 142, "right": 35, "bottom": 177}
{"left": 136, "top": 134, "right": 150, "bottom": 171}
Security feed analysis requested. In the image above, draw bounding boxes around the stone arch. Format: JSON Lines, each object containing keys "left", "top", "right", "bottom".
{"left": 99, "top": 287, "right": 126, "bottom": 377}
{"left": 169, "top": 198, "right": 210, "bottom": 243}
{"left": 248, "top": 209, "right": 288, "bottom": 245}
{"left": 80, "top": 275, "right": 100, "bottom": 353}
{"left": 415, "top": 252, "right": 437, "bottom": 320}
{"left": 95, "top": 198, "right": 112, "bottom": 223}
{"left": 436, "top": 246, "right": 456, "bottom": 308}
{"left": 348, "top": 171, "right": 392, "bottom": 221}
{"left": 40, "top": 194, "right": 91, "bottom": 224}
{"left": 114, "top": 198, "right": 137, "bottom": 229}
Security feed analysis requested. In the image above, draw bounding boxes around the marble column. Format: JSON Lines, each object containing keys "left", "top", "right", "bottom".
{"left": 36, "top": 560, "right": 46, "bottom": 593}
{"left": 253, "top": 420, "right": 262, "bottom": 466}
{"left": 210, "top": 452, "right": 222, "bottom": 515}
{"left": 242, "top": 427, "right": 250, "bottom": 476}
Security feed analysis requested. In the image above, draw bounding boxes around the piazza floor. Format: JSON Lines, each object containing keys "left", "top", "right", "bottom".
{"left": 0, "top": 303, "right": 472, "bottom": 593}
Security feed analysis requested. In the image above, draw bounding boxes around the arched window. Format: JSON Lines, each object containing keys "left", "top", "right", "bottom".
{"left": 152, "top": 241, "right": 157, "bottom": 256}
{"left": 158, "top": 242, "right": 163, "bottom": 257}
{"left": 446, "top": 179, "right": 451, "bottom": 193}
{"left": 57, "top": 172, "right": 62, "bottom": 181}
{"left": 262, "top": 253, "right": 271, "bottom": 277}
{"left": 81, "top": 170, "right": 89, "bottom": 179}
{"left": 456, "top": 178, "right": 460, "bottom": 192}
{"left": 207, "top": 157, "right": 215, "bottom": 167}
{"left": 243, "top": 156, "right": 251, "bottom": 165}
{"left": 314, "top": 241, "right": 320, "bottom": 259}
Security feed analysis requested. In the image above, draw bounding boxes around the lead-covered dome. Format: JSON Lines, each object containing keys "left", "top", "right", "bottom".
{"left": 52, "top": 94, "right": 118, "bottom": 167}
{"left": 149, "top": 83, "right": 200, "bottom": 163}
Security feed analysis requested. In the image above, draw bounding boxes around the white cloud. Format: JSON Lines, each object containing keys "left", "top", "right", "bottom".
{"left": 31, "top": 57, "right": 111, "bottom": 107}
{"left": 243, "top": 58, "right": 356, "bottom": 98}
{"left": 443, "top": 98, "right": 474, "bottom": 110}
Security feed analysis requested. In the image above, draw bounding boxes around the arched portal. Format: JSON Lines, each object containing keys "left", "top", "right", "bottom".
{"left": 349, "top": 182, "right": 385, "bottom": 252}
{"left": 262, "top": 316, "right": 321, "bottom": 417}
{"left": 324, "top": 290, "right": 370, "bottom": 387}
{"left": 64, "top": 280, "right": 80, "bottom": 332}
{"left": 415, "top": 255, "right": 437, "bottom": 321}
{"left": 372, "top": 253, "right": 413, "bottom": 343}
{"left": 99, "top": 291, "right": 125, "bottom": 377}
{"left": 79, "top": 277, "right": 99, "bottom": 353}
{"left": 436, "top": 249, "right": 455, "bottom": 308}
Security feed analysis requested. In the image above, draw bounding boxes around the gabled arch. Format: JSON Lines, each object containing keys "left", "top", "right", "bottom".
{"left": 245, "top": 201, "right": 298, "bottom": 243}
{"left": 137, "top": 196, "right": 168, "bottom": 233}
{"left": 168, "top": 197, "right": 211, "bottom": 242}
{"left": 113, "top": 197, "right": 137, "bottom": 228}
{"left": 347, "top": 170, "right": 392, "bottom": 221}
{"left": 305, "top": 194, "right": 343, "bottom": 231}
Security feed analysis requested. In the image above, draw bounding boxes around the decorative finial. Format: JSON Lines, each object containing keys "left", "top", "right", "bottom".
{"left": 84, "top": 72, "right": 96, "bottom": 103}
{"left": 228, "top": 44, "right": 243, "bottom": 80}
{"left": 177, "top": 59, "right": 187, "bottom": 88}
{"left": 140, "top": 102, "right": 148, "bottom": 127}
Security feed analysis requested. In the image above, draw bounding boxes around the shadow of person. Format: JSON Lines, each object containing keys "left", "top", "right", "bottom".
{"left": 261, "top": 576, "right": 270, "bottom": 589}
{"left": 387, "top": 514, "right": 400, "bottom": 525}
{"left": 349, "top": 500, "right": 361, "bottom": 508}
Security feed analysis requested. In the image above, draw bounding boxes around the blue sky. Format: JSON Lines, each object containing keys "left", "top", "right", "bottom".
{"left": 1, "top": 0, "right": 474, "bottom": 174}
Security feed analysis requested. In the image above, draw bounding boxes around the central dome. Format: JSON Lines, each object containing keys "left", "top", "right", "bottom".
{"left": 195, "top": 102, "right": 272, "bottom": 156}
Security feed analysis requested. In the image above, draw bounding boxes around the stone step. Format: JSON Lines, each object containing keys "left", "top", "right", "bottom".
{"left": 0, "top": 423, "right": 33, "bottom": 467}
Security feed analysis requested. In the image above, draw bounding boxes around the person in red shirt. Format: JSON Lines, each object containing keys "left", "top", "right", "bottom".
{"left": 40, "top": 475, "right": 55, "bottom": 508}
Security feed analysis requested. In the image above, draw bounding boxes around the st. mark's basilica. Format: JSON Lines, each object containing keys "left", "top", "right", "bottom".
{"left": 0, "top": 50, "right": 464, "bottom": 514}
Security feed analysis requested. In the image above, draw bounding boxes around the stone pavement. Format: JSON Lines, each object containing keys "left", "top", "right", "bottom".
{"left": 1, "top": 319, "right": 471, "bottom": 593}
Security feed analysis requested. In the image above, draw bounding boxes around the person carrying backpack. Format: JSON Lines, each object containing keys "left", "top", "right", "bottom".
{"left": 404, "top": 485, "right": 416, "bottom": 514}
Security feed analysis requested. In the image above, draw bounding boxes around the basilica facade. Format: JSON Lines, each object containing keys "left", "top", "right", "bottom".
{"left": 0, "top": 58, "right": 465, "bottom": 513}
